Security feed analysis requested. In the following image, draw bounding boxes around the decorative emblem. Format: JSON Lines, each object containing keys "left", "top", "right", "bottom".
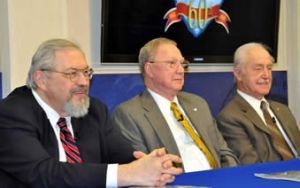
{"left": 164, "top": 0, "right": 231, "bottom": 37}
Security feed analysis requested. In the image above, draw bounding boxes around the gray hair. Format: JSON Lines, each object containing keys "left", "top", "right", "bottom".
{"left": 26, "top": 38, "right": 84, "bottom": 89}
{"left": 138, "top": 37, "right": 177, "bottom": 74}
{"left": 233, "top": 42, "right": 274, "bottom": 69}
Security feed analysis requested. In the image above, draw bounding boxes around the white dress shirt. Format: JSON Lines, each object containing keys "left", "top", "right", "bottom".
{"left": 32, "top": 90, "right": 117, "bottom": 187}
{"left": 237, "top": 90, "right": 298, "bottom": 157}
{"left": 148, "top": 89, "right": 211, "bottom": 172}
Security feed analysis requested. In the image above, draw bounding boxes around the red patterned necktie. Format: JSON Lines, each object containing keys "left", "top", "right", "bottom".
{"left": 57, "top": 117, "right": 83, "bottom": 163}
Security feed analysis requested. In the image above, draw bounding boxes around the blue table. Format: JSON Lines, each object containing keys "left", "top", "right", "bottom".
{"left": 171, "top": 159, "right": 300, "bottom": 187}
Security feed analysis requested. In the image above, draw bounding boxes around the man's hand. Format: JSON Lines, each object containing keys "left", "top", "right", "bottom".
{"left": 118, "top": 148, "right": 183, "bottom": 187}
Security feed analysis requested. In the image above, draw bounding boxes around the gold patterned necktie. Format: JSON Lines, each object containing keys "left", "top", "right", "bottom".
{"left": 260, "top": 101, "right": 293, "bottom": 160}
{"left": 170, "top": 102, "right": 218, "bottom": 168}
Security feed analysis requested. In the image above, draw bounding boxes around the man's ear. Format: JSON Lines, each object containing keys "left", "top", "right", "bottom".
{"left": 33, "top": 70, "right": 47, "bottom": 90}
{"left": 233, "top": 66, "right": 242, "bottom": 81}
{"left": 144, "top": 62, "right": 154, "bottom": 78}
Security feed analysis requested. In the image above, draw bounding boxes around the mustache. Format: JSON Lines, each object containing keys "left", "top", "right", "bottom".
{"left": 71, "top": 86, "right": 89, "bottom": 94}
{"left": 258, "top": 78, "right": 271, "bottom": 84}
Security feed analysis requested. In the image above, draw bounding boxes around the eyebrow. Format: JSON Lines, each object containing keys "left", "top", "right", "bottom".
{"left": 64, "top": 67, "right": 90, "bottom": 71}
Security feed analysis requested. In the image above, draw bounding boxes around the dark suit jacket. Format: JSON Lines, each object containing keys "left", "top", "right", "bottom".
{"left": 216, "top": 94, "right": 300, "bottom": 165}
{"left": 111, "top": 90, "right": 238, "bottom": 170}
{"left": 0, "top": 86, "right": 134, "bottom": 188}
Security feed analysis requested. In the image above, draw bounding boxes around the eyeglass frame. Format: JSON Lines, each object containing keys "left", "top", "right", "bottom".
{"left": 148, "top": 59, "right": 190, "bottom": 70}
{"left": 41, "top": 67, "right": 94, "bottom": 82}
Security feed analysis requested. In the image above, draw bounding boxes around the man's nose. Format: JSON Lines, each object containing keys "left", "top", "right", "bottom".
{"left": 177, "top": 63, "right": 185, "bottom": 74}
{"left": 76, "top": 72, "right": 90, "bottom": 85}
{"left": 262, "top": 67, "right": 272, "bottom": 78}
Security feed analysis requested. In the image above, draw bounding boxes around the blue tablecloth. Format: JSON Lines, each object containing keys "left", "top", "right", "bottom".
{"left": 170, "top": 159, "right": 300, "bottom": 187}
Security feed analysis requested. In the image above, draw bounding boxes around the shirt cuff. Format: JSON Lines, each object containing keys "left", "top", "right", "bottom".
{"left": 106, "top": 164, "right": 118, "bottom": 187}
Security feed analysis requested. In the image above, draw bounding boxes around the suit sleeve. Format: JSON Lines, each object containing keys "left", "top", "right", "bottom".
{"left": 216, "top": 112, "right": 261, "bottom": 165}
{"left": 194, "top": 99, "right": 239, "bottom": 167}
{"left": 210, "top": 119, "right": 240, "bottom": 167}
{"left": 110, "top": 105, "right": 150, "bottom": 154}
{"left": 101, "top": 107, "right": 135, "bottom": 163}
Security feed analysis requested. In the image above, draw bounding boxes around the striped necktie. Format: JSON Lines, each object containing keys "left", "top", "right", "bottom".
{"left": 260, "top": 101, "right": 293, "bottom": 160}
{"left": 57, "top": 117, "right": 83, "bottom": 163}
{"left": 170, "top": 102, "right": 218, "bottom": 168}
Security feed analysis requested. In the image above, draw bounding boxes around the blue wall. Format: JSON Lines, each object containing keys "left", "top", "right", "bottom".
{"left": 0, "top": 71, "right": 287, "bottom": 117}
{"left": 90, "top": 71, "right": 287, "bottom": 117}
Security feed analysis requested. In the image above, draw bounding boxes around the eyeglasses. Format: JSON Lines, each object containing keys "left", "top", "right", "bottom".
{"left": 149, "top": 59, "right": 190, "bottom": 70}
{"left": 41, "top": 67, "right": 94, "bottom": 82}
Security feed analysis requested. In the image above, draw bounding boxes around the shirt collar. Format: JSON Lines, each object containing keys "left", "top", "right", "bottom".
{"left": 32, "top": 89, "right": 71, "bottom": 125}
{"left": 147, "top": 88, "right": 179, "bottom": 109}
{"left": 237, "top": 89, "right": 268, "bottom": 111}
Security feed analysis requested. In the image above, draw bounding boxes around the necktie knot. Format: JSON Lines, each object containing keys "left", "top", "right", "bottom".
{"left": 170, "top": 102, "right": 184, "bottom": 121}
{"left": 57, "top": 117, "right": 67, "bottom": 129}
{"left": 260, "top": 101, "right": 268, "bottom": 111}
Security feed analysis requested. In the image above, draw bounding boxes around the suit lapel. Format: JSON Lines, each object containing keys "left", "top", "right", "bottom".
{"left": 179, "top": 96, "right": 210, "bottom": 143}
{"left": 43, "top": 119, "right": 60, "bottom": 159}
{"left": 178, "top": 94, "right": 220, "bottom": 164}
{"left": 141, "top": 91, "right": 181, "bottom": 155}
{"left": 270, "top": 102, "right": 292, "bottom": 136}
{"left": 235, "top": 95, "right": 272, "bottom": 135}
{"left": 270, "top": 102, "right": 300, "bottom": 152}
{"left": 71, "top": 118, "right": 101, "bottom": 163}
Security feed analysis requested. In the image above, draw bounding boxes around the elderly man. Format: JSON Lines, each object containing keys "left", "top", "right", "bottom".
{"left": 0, "top": 38, "right": 182, "bottom": 187}
{"left": 111, "top": 37, "right": 238, "bottom": 172}
{"left": 216, "top": 42, "right": 300, "bottom": 165}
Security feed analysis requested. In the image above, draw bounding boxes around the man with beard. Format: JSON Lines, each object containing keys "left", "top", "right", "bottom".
{"left": 111, "top": 37, "right": 238, "bottom": 173}
{"left": 0, "top": 39, "right": 182, "bottom": 188}
{"left": 216, "top": 42, "right": 300, "bottom": 165}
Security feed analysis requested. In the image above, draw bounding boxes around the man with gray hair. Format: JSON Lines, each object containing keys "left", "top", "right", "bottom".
{"left": 0, "top": 38, "right": 182, "bottom": 187}
{"left": 216, "top": 42, "right": 300, "bottom": 165}
{"left": 111, "top": 37, "right": 238, "bottom": 173}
